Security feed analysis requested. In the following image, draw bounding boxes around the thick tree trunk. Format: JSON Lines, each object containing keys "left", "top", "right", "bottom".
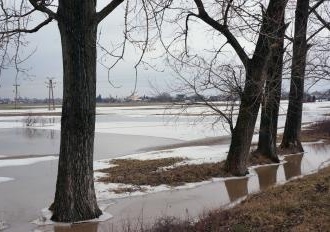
{"left": 51, "top": 0, "right": 102, "bottom": 222}
{"left": 256, "top": 16, "right": 286, "bottom": 163}
{"left": 225, "top": 0, "right": 287, "bottom": 176}
{"left": 280, "top": 0, "right": 309, "bottom": 153}
{"left": 226, "top": 64, "right": 264, "bottom": 176}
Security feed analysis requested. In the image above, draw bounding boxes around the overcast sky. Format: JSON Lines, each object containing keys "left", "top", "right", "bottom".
{"left": 0, "top": 3, "right": 180, "bottom": 99}
{"left": 0, "top": 1, "right": 329, "bottom": 100}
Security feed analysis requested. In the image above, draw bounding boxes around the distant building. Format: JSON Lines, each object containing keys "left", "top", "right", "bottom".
{"left": 125, "top": 94, "right": 141, "bottom": 102}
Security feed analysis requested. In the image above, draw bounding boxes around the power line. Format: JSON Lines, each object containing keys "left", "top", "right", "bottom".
{"left": 13, "top": 83, "right": 20, "bottom": 109}
{"left": 45, "top": 77, "right": 56, "bottom": 111}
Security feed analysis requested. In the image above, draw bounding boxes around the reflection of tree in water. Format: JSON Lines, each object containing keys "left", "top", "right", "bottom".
{"left": 283, "top": 154, "right": 303, "bottom": 180}
{"left": 306, "top": 143, "right": 327, "bottom": 154}
{"left": 224, "top": 178, "right": 248, "bottom": 202}
{"left": 54, "top": 222, "right": 98, "bottom": 232}
{"left": 23, "top": 128, "right": 42, "bottom": 138}
{"left": 254, "top": 165, "right": 279, "bottom": 191}
{"left": 22, "top": 128, "right": 58, "bottom": 140}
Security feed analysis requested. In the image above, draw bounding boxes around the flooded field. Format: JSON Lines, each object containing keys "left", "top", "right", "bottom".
{"left": 0, "top": 102, "right": 329, "bottom": 232}
{"left": 35, "top": 143, "right": 330, "bottom": 232}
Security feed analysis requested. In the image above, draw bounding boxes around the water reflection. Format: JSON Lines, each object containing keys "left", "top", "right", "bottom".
{"left": 22, "top": 128, "right": 57, "bottom": 140}
{"left": 283, "top": 154, "right": 303, "bottom": 180}
{"left": 225, "top": 178, "right": 248, "bottom": 202}
{"left": 254, "top": 165, "right": 279, "bottom": 190}
{"left": 54, "top": 223, "right": 98, "bottom": 232}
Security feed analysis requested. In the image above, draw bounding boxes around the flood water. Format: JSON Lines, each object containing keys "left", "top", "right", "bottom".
{"left": 23, "top": 142, "right": 330, "bottom": 232}
{"left": 0, "top": 128, "right": 180, "bottom": 160}
{"left": 0, "top": 129, "right": 180, "bottom": 232}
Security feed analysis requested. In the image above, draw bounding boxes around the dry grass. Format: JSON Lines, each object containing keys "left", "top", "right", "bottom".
{"left": 248, "top": 152, "right": 276, "bottom": 166}
{"left": 300, "top": 120, "right": 330, "bottom": 143}
{"left": 112, "top": 186, "right": 147, "bottom": 194}
{"left": 97, "top": 158, "right": 230, "bottom": 187}
{"left": 145, "top": 166, "right": 330, "bottom": 232}
{"left": 277, "top": 120, "right": 330, "bottom": 144}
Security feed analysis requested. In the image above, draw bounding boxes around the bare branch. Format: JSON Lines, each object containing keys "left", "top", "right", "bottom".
{"left": 0, "top": 17, "right": 53, "bottom": 37}
{"left": 192, "top": 0, "right": 250, "bottom": 68}
{"left": 28, "top": 0, "right": 57, "bottom": 19}
{"left": 96, "top": 0, "right": 125, "bottom": 24}
{"left": 308, "top": 0, "right": 326, "bottom": 14}
{"left": 223, "top": 0, "right": 234, "bottom": 26}
{"left": 311, "top": 7, "right": 330, "bottom": 31}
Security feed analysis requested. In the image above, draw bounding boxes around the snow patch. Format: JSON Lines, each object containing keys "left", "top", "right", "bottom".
{"left": 32, "top": 205, "right": 112, "bottom": 226}
{"left": 0, "top": 177, "right": 14, "bottom": 184}
{"left": 0, "top": 156, "right": 58, "bottom": 168}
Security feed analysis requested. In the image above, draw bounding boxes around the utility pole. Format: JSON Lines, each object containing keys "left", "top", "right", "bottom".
{"left": 45, "top": 78, "right": 56, "bottom": 111}
{"left": 13, "top": 83, "right": 20, "bottom": 109}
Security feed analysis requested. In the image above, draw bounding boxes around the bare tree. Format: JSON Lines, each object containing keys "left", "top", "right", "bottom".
{"left": 0, "top": 0, "right": 155, "bottom": 222}
{"left": 255, "top": 13, "right": 286, "bottom": 162}
{"left": 172, "top": 0, "right": 288, "bottom": 175}
{"left": 280, "top": 0, "right": 328, "bottom": 153}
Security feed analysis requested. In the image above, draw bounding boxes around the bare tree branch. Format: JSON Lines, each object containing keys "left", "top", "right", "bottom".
{"left": 192, "top": 0, "right": 249, "bottom": 68}
{"left": 28, "top": 0, "right": 57, "bottom": 19}
{"left": 311, "top": 7, "right": 330, "bottom": 31}
{"left": 308, "top": 0, "right": 326, "bottom": 14}
{"left": 97, "top": 0, "right": 125, "bottom": 24}
{"left": 0, "top": 17, "right": 53, "bottom": 37}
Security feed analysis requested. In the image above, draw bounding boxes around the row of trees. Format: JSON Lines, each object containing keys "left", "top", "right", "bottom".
{"left": 0, "top": 0, "right": 329, "bottom": 223}
{"left": 162, "top": 0, "right": 329, "bottom": 171}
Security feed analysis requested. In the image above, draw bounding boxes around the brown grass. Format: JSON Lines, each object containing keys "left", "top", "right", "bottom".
{"left": 97, "top": 158, "right": 230, "bottom": 187}
{"left": 146, "top": 166, "right": 330, "bottom": 232}
{"left": 300, "top": 120, "right": 330, "bottom": 143}
{"left": 277, "top": 120, "right": 330, "bottom": 144}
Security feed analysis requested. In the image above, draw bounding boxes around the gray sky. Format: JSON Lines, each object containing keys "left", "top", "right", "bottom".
{"left": 0, "top": 3, "right": 177, "bottom": 99}
{"left": 0, "top": 1, "right": 329, "bottom": 100}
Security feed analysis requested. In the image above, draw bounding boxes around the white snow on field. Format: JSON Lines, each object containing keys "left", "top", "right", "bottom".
{"left": 0, "top": 101, "right": 329, "bottom": 140}
{"left": 0, "top": 177, "right": 14, "bottom": 183}
{"left": 0, "top": 108, "right": 61, "bottom": 115}
{"left": 96, "top": 121, "right": 228, "bottom": 140}
{"left": 118, "top": 145, "right": 228, "bottom": 163}
{"left": 0, "top": 156, "right": 58, "bottom": 168}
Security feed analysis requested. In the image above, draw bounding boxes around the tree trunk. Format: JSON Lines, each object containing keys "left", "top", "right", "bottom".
{"left": 225, "top": 0, "right": 287, "bottom": 176}
{"left": 226, "top": 64, "right": 263, "bottom": 176}
{"left": 280, "top": 0, "right": 309, "bottom": 153}
{"left": 51, "top": 0, "right": 102, "bottom": 222}
{"left": 256, "top": 15, "right": 286, "bottom": 163}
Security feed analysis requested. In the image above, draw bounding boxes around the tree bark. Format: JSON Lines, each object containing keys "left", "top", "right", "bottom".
{"left": 226, "top": 63, "right": 263, "bottom": 175}
{"left": 280, "top": 0, "right": 309, "bottom": 153}
{"left": 51, "top": 0, "right": 102, "bottom": 222}
{"left": 225, "top": 0, "right": 287, "bottom": 175}
{"left": 256, "top": 16, "right": 286, "bottom": 163}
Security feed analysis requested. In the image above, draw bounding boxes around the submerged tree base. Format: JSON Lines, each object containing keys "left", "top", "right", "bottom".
{"left": 249, "top": 150, "right": 280, "bottom": 166}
